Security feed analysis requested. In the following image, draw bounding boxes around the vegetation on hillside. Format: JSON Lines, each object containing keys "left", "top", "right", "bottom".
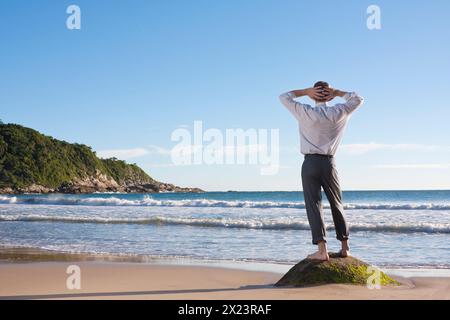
{"left": 0, "top": 123, "right": 153, "bottom": 189}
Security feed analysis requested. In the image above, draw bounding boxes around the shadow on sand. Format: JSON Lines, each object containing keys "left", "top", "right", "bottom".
{"left": 0, "top": 284, "right": 278, "bottom": 300}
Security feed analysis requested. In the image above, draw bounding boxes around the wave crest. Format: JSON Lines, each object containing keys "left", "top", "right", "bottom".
{"left": 1, "top": 195, "right": 450, "bottom": 210}
{"left": 0, "top": 215, "right": 448, "bottom": 234}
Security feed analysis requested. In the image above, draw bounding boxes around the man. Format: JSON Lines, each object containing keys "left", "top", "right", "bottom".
{"left": 279, "top": 81, "right": 364, "bottom": 261}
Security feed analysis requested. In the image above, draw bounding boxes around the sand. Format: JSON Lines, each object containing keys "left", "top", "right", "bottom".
{"left": 0, "top": 246, "right": 448, "bottom": 300}
{"left": 0, "top": 261, "right": 449, "bottom": 300}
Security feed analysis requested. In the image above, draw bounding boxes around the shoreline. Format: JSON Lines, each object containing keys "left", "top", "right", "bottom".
{"left": 1, "top": 246, "right": 450, "bottom": 277}
{"left": 0, "top": 246, "right": 294, "bottom": 274}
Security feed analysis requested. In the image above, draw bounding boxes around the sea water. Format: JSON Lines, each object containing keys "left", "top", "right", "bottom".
{"left": 0, "top": 191, "right": 449, "bottom": 269}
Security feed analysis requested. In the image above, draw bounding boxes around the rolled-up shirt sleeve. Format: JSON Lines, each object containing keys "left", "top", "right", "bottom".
{"left": 338, "top": 92, "right": 364, "bottom": 114}
{"left": 279, "top": 91, "right": 308, "bottom": 121}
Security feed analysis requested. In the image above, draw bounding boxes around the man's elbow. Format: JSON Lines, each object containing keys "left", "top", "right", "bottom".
{"left": 358, "top": 96, "right": 365, "bottom": 107}
{"left": 279, "top": 93, "right": 288, "bottom": 101}
{"left": 353, "top": 94, "right": 364, "bottom": 107}
{"left": 279, "top": 93, "right": 290, "bottom": 105}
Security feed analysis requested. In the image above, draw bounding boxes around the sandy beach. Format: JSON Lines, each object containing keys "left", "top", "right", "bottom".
{"left": 0, "top": 248, "right": 449, "bottom": 300}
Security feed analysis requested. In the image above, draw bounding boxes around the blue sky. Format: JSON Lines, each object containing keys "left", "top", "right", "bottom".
{"left": 1, "top": 0, "right": 450, "bottom": 191}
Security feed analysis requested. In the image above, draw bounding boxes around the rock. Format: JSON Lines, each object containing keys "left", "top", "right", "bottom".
{"left": 124, "top": 183, "right": 159, "bottom": 193}
{"left": 17, "top": 184, "right": 54, "bottom": 194}
{"left": 54, "top": 174, "right": 203, "bottom": 194}
{"left": 275, "top": 253, "right": 400, "bottom": 287}
{"left": 57, "top": 170, "right": 122, "bottom": 193}
{"left": 155, "top": 182, "right": 203, "bottom": 193}
{"left": 0, "top": 169, "right": 203, "bottom": 195}
{"left": 0, "top": 187, "right": 15, "bottom": 194}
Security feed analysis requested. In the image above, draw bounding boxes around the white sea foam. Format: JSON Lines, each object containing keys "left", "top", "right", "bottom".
{"left": 0, "top": 196, "right": 17, "bottom": 204}
{"left": 1, "top": 214, "right": 448, "bottom": 234}
{"left": 1, "top": 195, "right": 450, "bottom": 210}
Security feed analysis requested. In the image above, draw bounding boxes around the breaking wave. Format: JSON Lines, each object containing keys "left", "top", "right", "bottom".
{"left": 0, "top": 214, "right": 448, "bottom": 234}
{"left": 1, "top": 195, "right": 450, "bottom": 210}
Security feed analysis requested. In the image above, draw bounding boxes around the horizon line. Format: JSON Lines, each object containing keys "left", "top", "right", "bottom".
{"left": 188, "top": 189, "right": 450, "bottom": 192}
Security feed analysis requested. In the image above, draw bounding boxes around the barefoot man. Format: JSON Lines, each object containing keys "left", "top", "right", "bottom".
{"left": 279, "top": 81, "right": 364, "bottom": 261}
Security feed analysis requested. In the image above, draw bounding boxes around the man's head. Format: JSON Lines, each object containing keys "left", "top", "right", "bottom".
{"left": 313, "top": 81, "right": 330, "bottom": 103}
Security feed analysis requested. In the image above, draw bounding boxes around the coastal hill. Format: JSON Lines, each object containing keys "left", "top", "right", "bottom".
{"left": 0, "top": 123, "right": 202, "bottom": 194}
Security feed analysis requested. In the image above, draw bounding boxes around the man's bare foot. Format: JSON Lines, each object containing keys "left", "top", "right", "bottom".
{"left": 307, "top": 251, "right": 329, "bottom": 261}
{"left": 340, "top": 240, "right": 350, "bottom": 257}
{"left": 339, "top": 249, "right": 351, "bottom": 257}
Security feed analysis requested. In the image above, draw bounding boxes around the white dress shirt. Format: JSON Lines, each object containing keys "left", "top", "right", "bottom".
{"left": 279, "top": 91, "right": 364, "bottom": 156}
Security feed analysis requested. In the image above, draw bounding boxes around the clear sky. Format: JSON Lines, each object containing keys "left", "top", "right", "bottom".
{"left": 1, "top": 0, "right": 450, "bottom": 191}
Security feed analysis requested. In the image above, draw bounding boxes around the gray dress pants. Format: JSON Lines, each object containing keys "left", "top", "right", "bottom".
{"left": 301, "top": 154, "right": 349, "bottom": 244}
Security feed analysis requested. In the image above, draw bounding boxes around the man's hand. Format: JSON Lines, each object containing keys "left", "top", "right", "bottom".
{"left": 322, "top": 87, "right": 346, "bottom": 101}
{"left": 286, "top": 86, "right": 346, "bottom": 102}
{"left": 305, "top": 87, "right": 327, "bottom": 101}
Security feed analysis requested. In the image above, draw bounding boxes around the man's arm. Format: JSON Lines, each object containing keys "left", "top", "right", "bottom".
{"left": 283, "top": 87, "right": 325, "bottom": 100}
{"left": 279, "top": 87, "right": 325, "bottom": 119}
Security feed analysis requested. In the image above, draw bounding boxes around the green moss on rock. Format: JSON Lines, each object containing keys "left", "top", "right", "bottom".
{"left": 275, "top": 253, "right": 400, "bottom": 287}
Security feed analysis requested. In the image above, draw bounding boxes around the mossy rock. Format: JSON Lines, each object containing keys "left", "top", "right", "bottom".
{"left": 275, "top": 253, "right": 400, "bottom": 287}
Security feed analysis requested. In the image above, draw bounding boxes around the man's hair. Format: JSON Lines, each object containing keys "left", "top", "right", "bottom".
{"left": 314, "top": 81, "right": 329, "bottom": 88}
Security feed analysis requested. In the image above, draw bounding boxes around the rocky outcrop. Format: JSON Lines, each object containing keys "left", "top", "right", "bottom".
{"left": 0, "top": 170, "right": 203, "bottom": 194}
{"left": 275, "top": 253, "right": 400, "bottom": 287}
{"left": 57, "top": 170, "right": 121, "bottom": 193}
{"left": 1, "top": 178, "right": 203, "bottom": 195}
{"left": 156, "top": 182, "right": 203, "bottom": 193}
{"left": 20, "top": 184, "right": 55, "bottom": 194}
{"left": 0, "top": 185, "right": 55, "bottom": 194}
{"left": 0, "top": 187, "right": 15, "bottom": 194}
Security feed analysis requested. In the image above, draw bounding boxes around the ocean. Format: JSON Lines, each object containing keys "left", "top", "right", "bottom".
{"left": 0, "top": 191, "right": 449, "bottom": 269}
